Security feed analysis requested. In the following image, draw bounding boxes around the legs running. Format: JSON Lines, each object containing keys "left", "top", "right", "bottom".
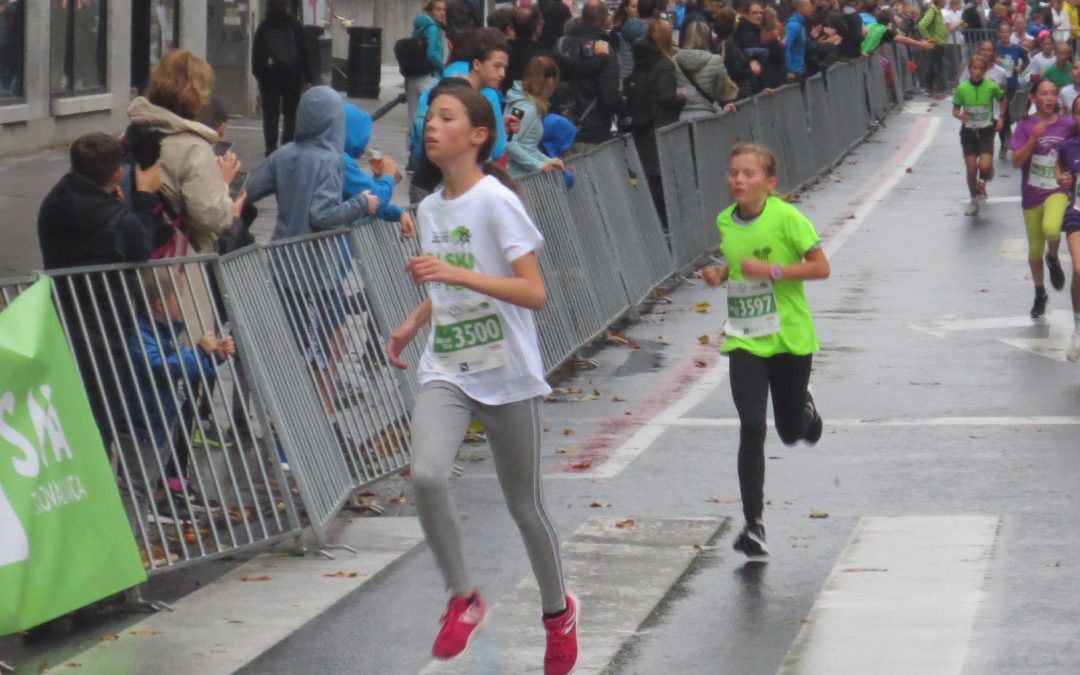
{"left": 728, "top": 349, "right": 770, "bottom": 525}
{"left": 477, "top": 396, "right": 567, "bottom": 615}
{"left": 964, "top": 154, "right": 979, "bottom": 200}
{"left": 410, "top": 382, "right": 476, "bottom": 597}
{"left": 768, "top": 353, "right": 815, "bottom": 445}
{"left": 1067, "top": 231, "right": 1080, "bottom": 360}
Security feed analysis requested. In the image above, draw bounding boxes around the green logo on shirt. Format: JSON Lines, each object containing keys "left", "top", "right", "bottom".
{"left": 451, "top": 226, "right": 472, "bottom": 246}
{"left": 752, "top": 246, "right": 773, "bottom": 262}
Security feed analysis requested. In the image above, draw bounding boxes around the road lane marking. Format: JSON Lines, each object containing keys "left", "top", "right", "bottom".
{"left": 418, "top": 516, "right": 727, "bottom": 675}
{"left": 777, "top": 515, "right": 999, "bottom": 675}
{"left": 661, "top": 415, "right": 1080, "bottom": 428}
{"left": 910, "top": 310, "right": 1077, "bottom": 361}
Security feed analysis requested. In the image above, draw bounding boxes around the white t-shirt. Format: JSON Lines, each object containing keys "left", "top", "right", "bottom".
{"left": 1053, "top": 8, "right": 1072, "bottom": 42}
{"left": 1062, "top": 84, "right": 1079, "bottom": 115}
{"left": 944, "top": 8, "right": 964, "bottom": 44}
{"left": 416, "top": 175, "right": 552, "bottom": 405}
{"left": 1026, "top": 51, "right": 1057, "bottom": 77}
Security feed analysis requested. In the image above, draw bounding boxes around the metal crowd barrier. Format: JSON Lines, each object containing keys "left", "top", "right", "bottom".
{"left": 39, "top": 257, "right": 302, "bottom": 574}
{"left": 656, "top": 121, "right": 706, "bottom": 268}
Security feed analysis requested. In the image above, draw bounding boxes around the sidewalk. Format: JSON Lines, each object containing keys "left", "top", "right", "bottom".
{"left": 0, "top": 66, "right": 412, "bottom": 279}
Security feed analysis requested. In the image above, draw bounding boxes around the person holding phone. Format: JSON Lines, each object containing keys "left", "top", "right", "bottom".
{"left": 505, "top": 56, "right": 568, "bottom": 178}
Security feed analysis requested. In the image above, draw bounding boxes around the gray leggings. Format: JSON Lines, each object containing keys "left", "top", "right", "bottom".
{"left": 410, "top": 381, "right": 566, "bottom": 614}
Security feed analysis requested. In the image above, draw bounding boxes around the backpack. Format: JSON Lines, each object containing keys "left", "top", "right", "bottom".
{"left": 395, "top": 35, "right": 431, "bottom": 77}
{"left": 263, "top": 23, "right": 299, "bottom": 70}
{"left": 617, "top": 67, "right": 656, "bottom": 133}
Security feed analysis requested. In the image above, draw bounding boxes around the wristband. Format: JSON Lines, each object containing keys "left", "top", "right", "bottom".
{"left": 771, "top": 264, "right": 783, "bottom": 281}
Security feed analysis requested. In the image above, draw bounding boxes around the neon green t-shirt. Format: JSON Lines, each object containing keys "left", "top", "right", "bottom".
{"left": 716, "top": 196, "right": 821, "bottom": 357}
{"left": 952, "top": 79, "right": 1004, "bottom": 129}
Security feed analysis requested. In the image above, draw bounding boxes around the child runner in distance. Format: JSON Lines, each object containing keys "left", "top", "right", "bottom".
{"left": 1011, "top": 78, "right": 1074, "bottom": 317}
{"left": 954, "top": 54, "right": 1005, "bottom": 216}
{"left": 699, "top": 144, "right": 830, "bottom": 558}
{"left": 1052, "top": 96, "right": 1080, "bottom": 360}
{"left": 385, "top": 87, "right": 578, "bottom": 675}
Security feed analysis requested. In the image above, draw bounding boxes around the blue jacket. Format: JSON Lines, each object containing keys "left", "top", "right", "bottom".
{"left": 246, "top": 86, "right": 371, "bottom": 241}
{"left": 505, "top": 83, "right": 551, "bottom": 177}
{"left": 409, "top": 61, "right": 507, "bottom": 167}
{"left": 343, "top": 103, "right": 403, "bottom": 222}
{"left": 785, "top": 14, "right": 807, "bottom": 75}
{"left": 414, "top": 12, "right": 445, "bottom": 79}
{"left": 126, "top": 315, "right": 215, "bottom": 445}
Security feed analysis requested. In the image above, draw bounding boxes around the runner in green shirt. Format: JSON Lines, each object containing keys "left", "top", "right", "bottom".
{"left": 953, "top": 54, "right": 1005, "bottom": 216}
{"left": 700, "top": 144, "right": 831, "bottom": 558}
{"left": 1040, "top": 42, "right": 1075, "bottom": 89}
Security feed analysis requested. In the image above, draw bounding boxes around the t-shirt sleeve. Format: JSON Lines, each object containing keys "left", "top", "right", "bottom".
{"left": 786, "top": 207, "right": 821, "bottom": 258}
{"left": 993, "top": 81, "right": 1005, "bottom": 100}
{"left": 952, "top": 85, "right": 965, "bottom": 107}
{"left": 490, "top": 183, "right": 544, "bottom": 263}
{"left": 1010, "top": 119, "right": 1029, "bottom": 152}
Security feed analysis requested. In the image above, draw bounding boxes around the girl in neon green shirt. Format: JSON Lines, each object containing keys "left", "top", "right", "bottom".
{"left": 700, "top": 144, "right": 831, "bottom": 558}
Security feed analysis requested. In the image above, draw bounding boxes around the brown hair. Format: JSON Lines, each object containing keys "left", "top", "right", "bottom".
{"left": 147, "top": 50, "right": 215, "bottom": 120}
{"left": 139, "top": 267, "right": 178, "bottom": 314}
{"left": 429, "top": 87, "right": 519, "bottom": 194}
{"left": 450, "top": 27, "right": 511, "bottom": 64}
{"left": 683, "top": 21, "right": 713, "bottom": 50}
{"left": 968, "top": 54, "right": 989, "bottom": 70}
{"left": 713, "top": 7, "right": 739, "bottom": 40}
{"left": 730, "top": 143, "right": 778, "bottom": 179}
{"left": 70, "top": 132, "right": 123, "bottom": 187}
{"left": 763, "top": 7, "right": 781, "bottom": 33}
{"left": 522, "top": 55, "right": 560, "bottom": 116}
{"left": 651, "top": 20, "right": 677, "bottom": 60}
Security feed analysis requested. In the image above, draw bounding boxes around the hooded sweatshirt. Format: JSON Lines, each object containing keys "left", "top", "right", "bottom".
{"left": 245, "top": 86, "right": 371, "bottom": 241}
{"left": 673, "top": 48, "right": 733, "bottom": 114}
{"left": 343, "top": 103, "right": 404, "bottom": 222}
{"left": 413, "top": 12, "right": 446, "bottom": 79}
{"left": 505, "top": 82, "right": 553, "bottom": 177}
{"left": 127, "top": 96, "right": 232, "bottom": 253}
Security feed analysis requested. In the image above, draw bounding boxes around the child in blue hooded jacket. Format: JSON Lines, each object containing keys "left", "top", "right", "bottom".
{"left": 343, "top": 103, "right": 415, "bottom": 238}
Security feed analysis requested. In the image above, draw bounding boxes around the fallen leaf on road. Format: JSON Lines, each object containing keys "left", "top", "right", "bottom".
{"left": 628, "top": 339, "right": 639, "bottom": 350}
{"left": 99, "top": 635, "right": 119, "bottom": 642}
{"left": 697, "top": 335, "right": 711, "bottom": 344}
{"left": 654, "top": 288, "right": 670, "bottom": 298}
{"left": 589, "top": 502, "right": 608, "bottom": 508}
{"left": 66, "top": 664, "right": 82, "bottom": 669}
{"left": 833, "top": 477, "right": 840, "bottom": 487}
{"left": 555, "top": 446, "right": 580, "bottom": 455}
{"left": 905, "top": 167, "right": 913, "bottom": 173}
{"left": 458, "top": 451, "right": 486, "bottom": 462}
{"left": 388, "top": 492, "right": 408, "bottom": 504}
{"left": 809, "top": 509, "right": 829, "bottom": 519}
{"left": 615, "top": 519, "right": 636, "bottom": 529}
{"left": 563, "top": 428, "right": 575, "bottom": 436}
{"left": 1046, "top": 560, "right": 1061, "bottom": 568}
{"left": 693, "top": 359, "right": 708, "bottom": 368}
{"left": 689, "top": 302, "right": 711, "bottom": 313}
{"left": 568, "top": 386, "right": 583, "bottom": 394}
{"left": 38, "top": 661, "right": 47, "bottom": 674}
{"left": 240, "top": 575, "right": 271, "bottom": 582}
{"left": 128, "top": 629, "right": 160, "bottom": 637}
{"left": 570, "top": 459, "right": 592, "bottom": 470}
{"left": 612, "top": 396, "right": 627, "bottom": 402}
{"left": 706, "top": 497, "right": 739, "bottom": 504}
{"left": 606, "top": 331, "right": 628, "bottom": 345}
{"left": 324, "top": 571, "right": 361, "bottom": 578}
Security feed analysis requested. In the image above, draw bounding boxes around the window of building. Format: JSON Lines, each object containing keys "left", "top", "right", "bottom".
{"left": 51, "top": 0, "right": 109, "bottom": 95}
{"left": 0, "top": 0, "right": 24, "bottom": 100}
{"left": 149, "top": 1, "right": 179, "bottom": 72}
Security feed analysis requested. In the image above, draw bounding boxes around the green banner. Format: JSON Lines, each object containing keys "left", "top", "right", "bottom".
{"left": 0, "top": 278, "right": 146, "bottom": 635}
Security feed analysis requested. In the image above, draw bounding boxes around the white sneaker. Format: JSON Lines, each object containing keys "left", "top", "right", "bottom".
{"left": 965, "top": 200, "right": 979, "bottom": 216}
{"left": 1067, "top": 331, "right": 1080, "bottom": 362}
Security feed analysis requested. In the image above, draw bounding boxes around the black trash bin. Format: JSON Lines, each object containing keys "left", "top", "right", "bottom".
{"left": 347, "top": 26, "right": 382, "bottom": 99}
{"left": 302, "top": 24, "right": 332, "bottom": 86}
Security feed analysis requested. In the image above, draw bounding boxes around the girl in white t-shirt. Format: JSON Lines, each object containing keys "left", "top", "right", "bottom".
{"left": 386, "top": 84, "right": 578, "bottom": 675}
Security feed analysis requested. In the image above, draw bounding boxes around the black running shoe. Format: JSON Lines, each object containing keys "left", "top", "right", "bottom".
{"left": 733, "top": 522, "right": 768, "bottom": 557}
{"left": 1031, "top": 291, "right": 1049, "bottom": 318}
{"left": 804, "top": 390, "right": 823, "bottom": 445}
{"left": 1047, "top": 255, "right": 1066, "bottom": 291}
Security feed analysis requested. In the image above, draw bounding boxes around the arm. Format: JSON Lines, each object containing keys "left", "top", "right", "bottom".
{"left": 251, "top": 24, "right": 267, "bottom": 80}
{"left": 655, "top": 62, "right": 686, "bottom": 112}
{"left": 386, "top": 299, "right": 432, "bottom": 369}
{"left": 1011, "top": 123, "right": 1041, "bottom": 168}
{"left": 425, "top": 24, "right": 444, "bottom": 77}
{"left": 953, "top": 104, "right": 968, "bottom": 123}
{"left": 485, "top": 89, "right": 508, "bottom": 161}
{"left": 179, "top": 143, "right": 235, "bottom": 239}
{"left": 740, "top": 247, "right": 830, "bottom": 281}
{"left": 310, "top": 169, "right": 373, "bottom": 231}
{"left": 506, "top": 104, "right": 551, "bottom": 173}
{"left": 1054, "top": 151, "right": 1074, "bottom": 188}
{"left": 598, "top": 52, "right": 624, "bottom": 110}
{"left": 407, "top": 251, "right": 548, "bottom": 310}
{"left": 243, "top": 158, "right": 276, "bottom": 204}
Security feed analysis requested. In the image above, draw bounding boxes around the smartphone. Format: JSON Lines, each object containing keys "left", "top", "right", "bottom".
{"left": 229, "top": 171, "right": 247, "bottom": 200}
{"left": 508, "top": 107, "right": 525, "bottom": 141}
{"left": 213, "top": 141, "right": 235, "bottom": 157}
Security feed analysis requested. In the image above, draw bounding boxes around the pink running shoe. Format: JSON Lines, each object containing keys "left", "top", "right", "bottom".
{"left": 431, "top": 593, "right": 486, "bottom": 660}
{"left": 543, "top": 594, "right": 579, "bottom": 675}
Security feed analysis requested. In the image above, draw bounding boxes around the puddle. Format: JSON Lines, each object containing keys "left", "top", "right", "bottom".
{"left": 613, "top": 349, "right": 665, "bottom": 377}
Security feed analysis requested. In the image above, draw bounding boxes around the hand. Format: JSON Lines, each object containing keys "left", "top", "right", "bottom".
{"left": 373, "top": 155, "right": 399, "bottom": 180}
{"left": 594, "top": 39, "right": 610, "bottom": 56}
{"left": 505, "top": 113, "right": 522, "bottom": 135}
{"left": 810, "top": 24, "right": 823, "bottom": 38}
{"left": 699, "top": 265, "right": 726, "bottom": 287}
{"left": 232, "top": 189, "right": 247, "bottom": 219}
{"left": 723, "top": 103, "right": 738, "bottom": 113}
{"left": 386, "top": 325, "right": 418, "bottom": 370}
{"left": 786, "top": 72, "right": 797, "bottom": 82}
{"left": 960, "top": 112, "right": 970, "bottom": 124}
{"left": 1059, "top": 171, "right": 1073, "bottom": 189}
{"left": 197, "top": 332, "right": 219, "bottom": 354}
{"left": 750, "top": 60, "right": 762, "bottom": 76}
{"left": 406, "top": 255, "right": 461, "bottom": 286}
{"left": 921, "top": 40, "right": 935, "bottom": 50}
{"left": 996, "top": 118, "right": 1004, "bottom": 132}
{"left": 399, "top": 212, "right": 416, "bottom": 239}
{"left": 135, "top": 162, "right": 163, "bottom": 194}
{"left": 361, "top": 189, "right": 379, "bottom": 215}
{"left": 1033, "top": 120, "right": 1048, "bottom": 138}
{"left": 216, "top": 335, "right": 236, "bottom": 359}
{"left": 739, "top": 259, "right": 773, "bottom": 280}
{"left": 541, "top": 158, "right": 566, "bottom": 172}
{"left": 217, "top": 151, "right": 241, "bottom": 185}
{"left": 110, "top": 183, "right": 125, "bottom": 202}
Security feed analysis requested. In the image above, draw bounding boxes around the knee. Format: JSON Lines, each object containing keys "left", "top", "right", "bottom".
{"left": 505, "top": 497, "right": 544, "bottom": 529}
{"left": 739, "top": 423, "right": 767, "bottom": 448}
{"left": 409, "top": 464, "right": 448, "bottom": 499}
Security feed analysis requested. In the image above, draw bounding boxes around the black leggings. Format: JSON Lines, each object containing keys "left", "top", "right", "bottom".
{"left": 258, "top": 70, "right": 303, "bottom": 156}
{"left": 728, "top": 349, "right": 814, "bottom": 524}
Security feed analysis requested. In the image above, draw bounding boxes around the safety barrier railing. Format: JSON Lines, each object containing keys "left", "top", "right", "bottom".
{"left": 37, "top": 257, "right": 302, "bottom": 574}
{"left": 4, "top": 54, "right": 901, "bottom": 601}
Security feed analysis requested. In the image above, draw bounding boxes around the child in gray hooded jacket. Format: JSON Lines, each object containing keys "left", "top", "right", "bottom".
{"left": 246, "top": 86, "right": 377, "bottom": 240}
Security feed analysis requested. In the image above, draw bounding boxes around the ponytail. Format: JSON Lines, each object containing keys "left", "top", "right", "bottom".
{"left": 482, "top": 161, "right": 520, "bottom": 195}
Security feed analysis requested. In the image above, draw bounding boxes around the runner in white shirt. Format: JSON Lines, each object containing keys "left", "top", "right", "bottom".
{"left": 385, "top": 83, "right": 579, "bottom": 675}
{"left": 944, "top": 0, "right": 966, "bottom": 45}
{"left": 1025, "top": 32, "right": 1059, "bottom": 77}
{"left": 1051, "top": 0, "right": 1072, "bottom": 43}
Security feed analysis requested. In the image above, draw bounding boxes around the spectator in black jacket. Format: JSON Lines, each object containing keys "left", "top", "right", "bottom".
{"left": 447, "top": 0, "right": 483, "bottom": 43}
{"left": 37, "top": 132, "right": 171, "bottom": 445}
{"left": 540, "top": 0, "right": 573, "bottom": 50}
{"left": 557, "top": 0, "right": 624, "bottom": 153}
{"left": 505, "top": 6, "right": 544, "bottom": 93}
{"left": 252, "top": 0, "right": 310, "bottom": 157}
{"left": 715, "top": 8, "right": 759, "bottom": 98}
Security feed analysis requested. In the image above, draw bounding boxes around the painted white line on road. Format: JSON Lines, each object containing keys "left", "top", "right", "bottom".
{"left": 44, "top": 518, "right": 424, "bottom": 675}
{"left": 823, "top": 116, "right": 940, "bottom": 259}
{"left": 419, "top": 516, "right": 726, "bottom": 675}
{"left": 777, "top": 515, "right": 999, "bottom": 675}
{"left": 984, "top": 196, "right": 1022, "bottom": 204}
{"left": 662, "top": 415, "right": 1080, "bottom": 428}
{"left": 909, "top": 310, "right": 1077, "bottom": 361}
